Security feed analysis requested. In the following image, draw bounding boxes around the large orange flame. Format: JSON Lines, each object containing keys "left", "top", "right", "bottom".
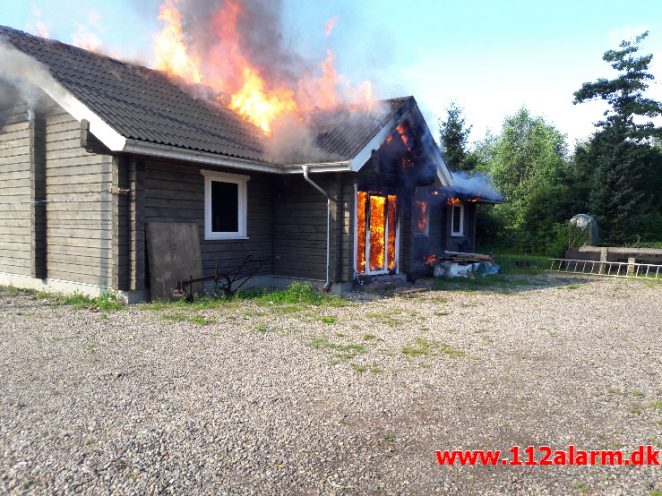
{"left": 356, "top": 192, "right": 397, "bottom": 274}
{"left": 152, "top": 0, "right": 375, "bottom": 133}
{"left": 153, "top": 0, "right": 203, "bottom": 84}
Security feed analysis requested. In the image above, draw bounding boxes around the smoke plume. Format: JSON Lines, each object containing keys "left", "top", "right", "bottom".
{"left": 0, "top": 38, "right": 53, "bottom": 110}
{"left": 450, "top": 171, "right": 503, "bottom": 202}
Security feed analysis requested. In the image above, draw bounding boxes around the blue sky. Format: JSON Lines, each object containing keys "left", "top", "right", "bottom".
{"left": 2, "top": 0, "right": 661, "bottom": 148}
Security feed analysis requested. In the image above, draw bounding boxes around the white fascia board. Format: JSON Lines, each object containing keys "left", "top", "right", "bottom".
{"left": 282, "top": 162, "right": 351, "bottom": 174}
{"left": 10, "top": 48, "right": 127, "bottom": 151}
{"left": 123, "top": 140, "right": 282, "bottom": 174}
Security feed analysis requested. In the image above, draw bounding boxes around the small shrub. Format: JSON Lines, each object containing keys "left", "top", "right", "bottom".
{"left": 320, "top": 316, "right": 336, "bottom": 324}
{"left": 94, "top": 292, "right": 125, "bottom": 311}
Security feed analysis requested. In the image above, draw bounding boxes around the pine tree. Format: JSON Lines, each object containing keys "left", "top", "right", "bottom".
{"left": 573, "top": 32, "right": 662, "bottom": 243}
{"left": 439, "top": 102, "right": 474, "bottom": 171}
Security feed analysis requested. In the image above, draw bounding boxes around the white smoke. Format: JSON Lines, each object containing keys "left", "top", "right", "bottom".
{"left": 450, "top": 171, "right": 503, "bottom": 202}
{"left": 0, "top": 38, "right": 52, "bottom": 110}
{"left": 266, "top": 100, "right": 390, "bottom": 164}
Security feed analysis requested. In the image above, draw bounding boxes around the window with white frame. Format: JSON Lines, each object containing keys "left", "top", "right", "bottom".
{"left": 202, "top": 170, "right": 249, "bottom": 240}
{"left": 451, "top": 203, "right": 464, "bottom": 236}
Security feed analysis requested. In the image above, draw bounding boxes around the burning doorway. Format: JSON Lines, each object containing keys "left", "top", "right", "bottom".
{"left": 356, "top": 191, "right": 398, "bottom": 275}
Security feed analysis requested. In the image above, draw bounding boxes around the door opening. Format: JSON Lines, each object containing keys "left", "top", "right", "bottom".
{"left": 356, "top": 191, "right": 397, "bottom": 275}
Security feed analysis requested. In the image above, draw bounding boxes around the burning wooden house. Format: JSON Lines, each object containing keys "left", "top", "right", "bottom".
{"left": 0, "top": 26, "right": 500, "bottom": 300}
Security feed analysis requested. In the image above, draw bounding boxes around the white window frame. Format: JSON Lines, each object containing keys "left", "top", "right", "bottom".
{"left": 201, "top": 170, "right": 250, "bottom": 240}
{"left": 450, "top": 203, "right": 464, "bottom": 237}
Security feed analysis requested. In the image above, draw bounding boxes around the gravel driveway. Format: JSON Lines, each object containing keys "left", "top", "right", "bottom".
{"left": 1, "top": 275, "right": 660, "bottom": 495}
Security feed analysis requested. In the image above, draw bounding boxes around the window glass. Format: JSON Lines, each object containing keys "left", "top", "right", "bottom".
{"left": 211, "top": 181, "right": 239, "bottom": 233}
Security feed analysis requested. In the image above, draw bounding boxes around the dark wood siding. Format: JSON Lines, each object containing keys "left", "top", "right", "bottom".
{"left": 0, "top": 114, "right": 32, "bottom": 275}
{"left": 272, "top": 174, "right": 336, "bottom": 280}
{"left": 142, "top": 159, "right": 274, "bottom": 277}
{"left": 412, "top": 188, "right": 444, "bottom": 274}
{"left": 44, "top": 109, "right": 113, "bottom": 286}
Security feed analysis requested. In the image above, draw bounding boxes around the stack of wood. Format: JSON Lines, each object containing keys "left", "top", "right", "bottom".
{"left": 438, "top": 251, "right": 494, "bottom": 264}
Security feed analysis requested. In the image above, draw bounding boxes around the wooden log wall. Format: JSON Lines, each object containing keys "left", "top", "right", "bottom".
{"left": 142, "top": 159, "right": 274, "bottom": 279}
{"left": 44, "top": 109, "right": 114, "bottom": 286}
{"left": 272, "top": 174, "right": 340, "bottom": 281}
{"left": 0, "top": 108, "right": 32, "bottom": 276}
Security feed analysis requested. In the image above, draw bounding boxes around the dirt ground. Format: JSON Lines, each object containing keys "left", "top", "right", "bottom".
{"left": 0, "top": 274, "right": 660, "bottom": 495}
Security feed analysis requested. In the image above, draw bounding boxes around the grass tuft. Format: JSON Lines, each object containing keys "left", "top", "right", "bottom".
{"left": 309, "top": 336, "right": 366, "bottom": 362}
{"left": 41, "top": 291, "right": 126, "bottom": 311}
{"left": 245, "top": 282, "right": 348, "bottom": 307}
{"left": 402, "top": 338, "right": 466, "bottom": 359}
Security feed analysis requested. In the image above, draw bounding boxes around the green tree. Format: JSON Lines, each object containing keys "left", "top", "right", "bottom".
{"left": 478, "top": 107, "right": 574, "bottom": 254}
{"left": 573, "top": 31, "right": 662, "bottom": 243}
{"left": 439, "top": 102, "right": 477, "bottom": 171}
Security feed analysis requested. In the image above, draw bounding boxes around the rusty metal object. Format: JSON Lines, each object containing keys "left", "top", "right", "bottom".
{"left": 173, "top": 255, "right": 264, "bottom": 301}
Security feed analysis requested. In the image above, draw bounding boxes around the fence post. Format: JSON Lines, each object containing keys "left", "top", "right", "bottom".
{"left": 599, "top": 247, "right": 608, "bottom": 274}
{"left": 627, "top": 257, "right": 636, "bottom": 276}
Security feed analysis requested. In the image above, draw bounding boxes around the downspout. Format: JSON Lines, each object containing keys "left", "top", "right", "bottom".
{"left": 302, "top": 166, "right": 337, "bottom": 291}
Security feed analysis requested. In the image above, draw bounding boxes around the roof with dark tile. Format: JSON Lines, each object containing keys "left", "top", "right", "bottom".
{"left": 1, "top": 25, "right": 267, "bottom": 162}
{"left": 0, "top": 25, "right": 412, "bottom": 167}
{"left": 300, "top": 97, "right": 412, "bottom": 164}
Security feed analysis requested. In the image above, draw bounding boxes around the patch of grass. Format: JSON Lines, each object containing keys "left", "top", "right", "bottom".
{"left": 47, "top": 291, "right": 126, "bottom": 311}
{"left": 384, "top": 433, "right": 397, "bottom": 443}
{"left": 189, "top": 315, "right": 215, "bottom": 326}
{"left": 565, "top": 284, "right": 580, "bottom": 290}
{"left": 362, "top": 333, "right": 380, "bottom": 341}
{"left": 494, "top": 254, "right": 551, "bottom": 275}
{"left": 23, "top": 479, "right": 40, "bottom": 489}
{"left": 548, "top": 330, "right": 559, "bottom": 337}
{"left": 162, "top": 312, "right": 216, "bottom": 325}
{"left": 632, "top": 390, "right": 645, "bottom": 399}
{"left": 641, "top": 278, "right": 662, "bottom": 288}
{"left": 255, "top": 324, "right": 270, "bottom": 333}
{"left": 320, "top": 316, "right": 336, "bottom": 324}
{"left": 162, "top": 313, "right": 187, "bottom": 322}
{"left": 352, "top": 363, "right": 383, "bottom": 374}
{"left": 573, "top": 481, "right": 588, "bottom": 493}
{"left": 244, "top": 282, "right": 348, "bottom": 308}
{"left": 434, "top": 310, "right": 450, "bottom": 316}
{"left": 629, "top": 403, "right": 642, "bottom": 415}
{"left": 651, "top": 400, "right": 662, "bottom": 413}
{"left": 309, "top": 336, "right": 366, "bottom": 362}
{"left": 432, "top": 274, "right": 548, "bottom": 293}
{"left": 401, "top": 338, "right": 466, "bottom": 359}
{"left": 0, "top": 285, "right": 20, "bottom": 297}
{"left": 273, "top": 304, "right": 304, "bottom": 315}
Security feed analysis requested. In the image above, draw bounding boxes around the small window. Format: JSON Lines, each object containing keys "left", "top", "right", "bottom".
{"left": 451, "top": 203, "right": 464, "bottom": 236}
{"left": 202, "top": 170, "right": 249, "bottom": 240}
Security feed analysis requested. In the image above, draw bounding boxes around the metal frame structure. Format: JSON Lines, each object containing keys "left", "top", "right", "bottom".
{"left": 549, "top": 258, "right": 661, "bottom": 279}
